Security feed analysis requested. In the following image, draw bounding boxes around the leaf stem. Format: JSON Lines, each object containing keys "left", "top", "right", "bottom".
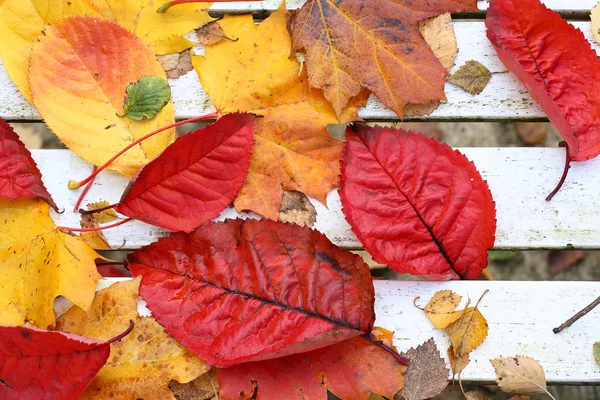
{"left": 72, "top": 167, "right": 97, "bottom": 212}
{"left": 553, "top": 295, "right": 600, "bottom": 334}
{"left": 68, "top": 113, "right": 218, "bottom": 190}
{"left": 546, "top": 141, "right": 570, "bottom": 201}
{"left": 157, "top": 0, "right": 259, "bottom": 13}
{"left": 79, "top": 202, "right": 119, "bottom": 215}
{"left": 361, "top": 334, "right": 410, "bottom": 365}
{"left": 107, "top": 320, "right": 134, "bottom": 344}
{"left": 60, "top": 218, "right": 133, "bottom": 233}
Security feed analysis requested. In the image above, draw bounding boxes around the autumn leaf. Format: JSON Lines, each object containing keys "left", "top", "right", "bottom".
{"left": 290, "top": 0, "right": 478, "bottom": 118}
{"left": 278, "top": 191, "right": 317, "bottom": 227}
{"left": 339, "top": 125, "right": 496, "bottom": 279}
{"left": 128, "top": 218, "right": 375, "bottom": 367}
{"left": 595, "top": 342, "right": 600, "bottom": 365}
{"left": 90, "top": 0, "right": 213, "bottom": 54}
{"left": 398, "top": 338, "right": 449, "bottom": 400}
{"left": 592, "top": 3, "right": 600, "bottom": 45}
{"left": 0, "top": 199, "right": 102, "bottom": 328}
{"left": 218, "top": 334, "right": 407, "bottom": 400}
{"left": 0, "top": 118, "right": 57, "bottom": 210}
{"left": 157, "top": 51, "right": 194, "bottom": 79}
{"left": 490, "top": 356, "right": 555, "bottom": 399}
{"left": 114, "top": 114, "right": 255, "bottom": 232}
{"left": 416, "top": 290, "right": 465, "bottom": 328}
{"left": 57, "top": 278, "right": 209, "bottom": 400}
{"left": 79, "top": 214, "right": 112, "bottom": 250}
{"left": 169, "top": 370, "right": 219, "bottom": 400}
{"left": 193, "top": 4, "right": 365, "bottom": 220}
{"left": 487, "top": 0, "right": 600, "bottom": 162}
{"left": 464, "top": 390, "right": 493, "bottom": 400}
{"left": 29, "top": 17, "right": 175, "bottom": 177}
{"left": 447, "top": 306, "right": 488, "bottom": 357}
{"left": 0, "top": 325, "right": 115, "bottom": 400}
{"left": 86, "top": 201, "right": 118, "bottom": 224}
{"left": 448, "top": 60, "right": 492, "bottom": 95}
{"left": 121, "top": 76, "right": 172, "bottom": 121}
{"left": 448, "top": 346, "right": 470, "bottom": 377}
{"left": 196, "top": 20, "right": 233, "bottom": 45}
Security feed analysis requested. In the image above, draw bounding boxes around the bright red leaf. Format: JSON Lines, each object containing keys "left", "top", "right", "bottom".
{"left": 486, "top": 0, "right": 600, "bottom": 162}
{"left": 127, "top": 218, "right": 375, "bottom": 367}
{"left": 0, "top": 118, "right": 57, "bottom": 210}
{"left": 114, "top": 113, "right": 255, "bottom": 232}
{"left": 0, "top": 325, "right": 116, "bottom": 400}
{"left": 217, "top": 335, "right": 408, "bottom": 400}
{"left": 339, "top": 125, "right": 496, "bottom": 280}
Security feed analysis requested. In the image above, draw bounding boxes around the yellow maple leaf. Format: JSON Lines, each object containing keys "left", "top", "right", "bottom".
{"left": 0, "top": 199, "right": 102, "bottom": 329}
{"left": 57, "top": 278, "right": 209, "bottom": 400}
{"left": 89, "top": 0, "right": 213, "bottom": 54}
{"left": 193, "top": 3, "right": 366, "bottom": 219}
{"left": 28, "top": 16, "right": 175, "bottom": 177}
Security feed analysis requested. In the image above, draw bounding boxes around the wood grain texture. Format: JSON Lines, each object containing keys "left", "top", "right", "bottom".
{"left": 35, "top": 149, "right": 600, "bottom": 250}
{"left": 94, "top": 278, "right": 600, "bottom": 384}
{"left": 2, "top": 21, "right": 598, "bottom": 121}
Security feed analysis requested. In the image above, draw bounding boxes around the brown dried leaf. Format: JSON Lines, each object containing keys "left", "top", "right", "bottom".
{"left": 515, "top": 122, "right": 548, "bottom": 145}
{"left": 86, "top": 201, "right": 118, "bottom": 224}
{"left": 490, "top": 356, "right": 551, "bottom": 397}
{"left": 196, "top": 20, "right": 234, "bottom": 46}
{"left": 448, "top": 60, "right": 492, "bottom": 95}
{"left": 448, "top": 346, "right": 470, "bottom": 376}
{"left": 157, "top": 51, "right": 193, "bottom": 80}
{"left": 548, "top": 250, "right": 588, "bottom": 274}
{"left": 169, "top": 369, "right": 218, "bottom": 400}
{"left": 465, "top": 390, "right": 493, "bottom": 400}
{"left": 507, "top": 396, "right": 532, "bottom": 400}
{"left": 398, "top": 338, "right": 449, "bottom": 400}
{"left": 79, "top": 214, "right": 111, "bottom": 250}
{"left": 277, "top": 190, "right": 317, "bottom": 227}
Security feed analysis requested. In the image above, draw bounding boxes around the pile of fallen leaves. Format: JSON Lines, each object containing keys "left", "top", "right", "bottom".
{"left": 1, "top": 0, "right": 600, "bottom": 398}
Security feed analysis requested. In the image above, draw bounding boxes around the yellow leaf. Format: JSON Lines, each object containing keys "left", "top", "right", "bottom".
{"left": 86, "top": 201, "right": 118, "bottom": 224}
{"left": 419, "top": 290, "right": 466, "bottom": 329}
{"left": 29, "top": 17, "right": 175, "bottom": 177}
{"left": 90, "top": 0, "right": 213, "bottom": 54}
{"left": 490, "top": 356, "right": 553, "bottom": 398}
{"left": 57, "top": 278, "right": 209, "bottom": 400}
{"left": 446, "top": 307, "right": 489, "bottom": 357}
{"left": 0, "top": 199, "right": 102, "bottom": 329}
{"left": 79, "top": 214, "right": 112, "bottom": 250}
{"left": 0, "top": 0, "right": 100, "bottom": 101}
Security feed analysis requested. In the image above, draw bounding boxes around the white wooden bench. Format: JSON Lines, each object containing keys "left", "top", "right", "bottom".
{"left": 2, "top": 0, "right": 600, "bottom": 387}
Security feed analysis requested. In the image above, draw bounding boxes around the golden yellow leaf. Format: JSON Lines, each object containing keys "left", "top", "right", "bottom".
{"left": 446, "top": 306, "right": 489, "bottom": 357}
{"left": 86, "top": 201, "right": 118, "bottom": 224}
{"left": 89, "top": 0, "right": 213, "bottom": 54}
{"left": 0, "top": 199, "right": 102, "bottom": 328}
{"left": 29, "top": 17, "right": 175, "bottom": 177}
{"left": 0, "top": 0, "right": 100, "bottom": 101}
{"left": 193, "top": 3, "right": 366, "bottom": 219}
{"left": 79, "top": 214, "right": 112, "bottom": 250}
{"left": 490, "top": 356, "right": 553, "bottom": 398}
{"left": 419, "top": 290, "right": 465, "bottom": 329}
{"left": 57, "top": 278, "right": 209, "bottom": 400}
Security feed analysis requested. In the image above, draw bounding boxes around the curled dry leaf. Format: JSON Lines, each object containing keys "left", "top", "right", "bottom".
{"left": 591, "top": 3, "right": 600, "bottom": 45}
{"left": 0, "top": 325, "right": 113, "bottom": 400}
{"left": 340, "top": 125, "right": 496, "bottom": 279}
{"left": 128, "top": 218, "right": 375, "bottom": 367}
{"left": 0, "top": 118, "right": 57, "bottom": 210}
{"left": 290, "top": 0, "right": 477, "bottom": 118}
{"left": 196, "top": 20, "right": 233, "bottom": 45}
{"left": 218, "top": 334, "right": 407, "bottom": 400}
{"left": 121, "top": 76, "right": 172, "bottom": 121}
{"left": 398, "top": 338, "right": 449, "bottom": 400}
{"left": 464, "top": 390, "right": 493, "bottom": 400}
{"left": 157, "top": 51, "right": 194, "bottom": 79}
{"left": 57, "top": 278, "right": 208, "bottom": 400}
{"left": 29, "top": 17, "right": 175, "bottom": 177}
{"left": 277, "top": 191, "right": 317, "bottom": 227}
{"left": 448, "top": 60, "right": 492, "bottom": 95}
{"left": 490, "top": 356, "right": 553, "bottom": 398}
{"left": 169, "top": 370, "right": 219, "bottom": 400}
{"left": 0, "top": 199, "right": 102, "bottom": 328}
{"left": 79, "top": 214, "right": 112, "bottom": 251}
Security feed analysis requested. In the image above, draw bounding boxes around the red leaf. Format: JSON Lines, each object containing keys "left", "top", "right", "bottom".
{"left": 114, "top": 113, "right": 255, "bottom": 232}
{"left": 217, "top": 335, "right": 407, "bottom": 400}
{"left": 0, "top": 119, "right": 57, "bottom": 210}
{"left": 127, "top": 218, "right": 374, "bottom": 367}
{"left": 486, "top": 0, "right": 600, "bottom": 162}
{"left": 339, "top": 125, "right": 496, "bottom": 280}
{"left": 0, "top": 325, "right": 110, "bottom": 400}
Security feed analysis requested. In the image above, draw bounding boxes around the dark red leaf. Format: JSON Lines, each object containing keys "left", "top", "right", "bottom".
{"left": 339, "top": 125, "right": 496, "bottom": 280}
{"left": 0, "top": 118, "right": 57, "bottom": 210}
{"left": 486, "top": 0, "right": 600, "bottom": 162}
{"left": 114, "top": 113, "right": 255, "bottom": 232}
{"left": 217, "top": 335, "right": 407, "bottom": 400}
{"left": 127, "top": 218, "right": 374, "bottom": 367}
{"left": 0, "top": 325, "right": 110, "bottom": 400}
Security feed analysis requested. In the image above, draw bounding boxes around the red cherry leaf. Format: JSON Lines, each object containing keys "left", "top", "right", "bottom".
{"left": 217, "top": 335, "right": 407, "bottom": 400}
{"left": 0, "top": 325, "right": 111, "bottom": 400}
{"left": 486, "top": 0, "right": 600, "bottom": 162}
{"left": 339, "top": 125, "right": 496, "bottom": 280}
{"left": 0, "top": 118, "right": 57, "bottom": 210}
{"left": 114, "top": 113, "right": 255, "bottom": 232}
{"left": 127, "top": 218, "right": 375, "bottom": 367}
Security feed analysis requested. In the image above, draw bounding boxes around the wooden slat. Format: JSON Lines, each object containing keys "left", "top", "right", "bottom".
{"left": 94, "top": 278, "right": 600, "bottom": 384}
{"left": 1, "top": 21, "right": 598, "bottom": 121}
{"left": 37, "top": 148, "right": 600, "bottom": 250}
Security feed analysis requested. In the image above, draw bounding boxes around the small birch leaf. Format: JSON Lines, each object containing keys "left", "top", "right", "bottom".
{"left": 196, "top": 21, "right": 234, "bottom": 46}
{"left": 447, "top": 307, "right": 488, "bottom": 357}
{"left": 594, "top": 342, "right": 600, "bottom": 365}
{"left": 398, "top": 338, "right": 449, "bottom": 400}
{"left": 157, "top": 51, "right": 193, "bottom": 79}
{"left": 418, "top": 290, "right": 465, "bottom": 329}
{"left": 591, "top": 3, "right": 600, "bottom": 45}
{"left": 491, "top": 356, "right": 550, "bottom": 396}
{"left": 79, "top": 214, "right": 112, "bottom": 251}
{"left": 122, "top": 75, "right": 172, "bottom": 121}
{"left": 448, "top": 60, "right": 492, "bottom": 95}
{"left": 448, "top": 346, "right": 470, "bottom": 376}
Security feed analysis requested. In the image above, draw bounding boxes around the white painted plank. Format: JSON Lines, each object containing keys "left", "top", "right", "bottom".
{"left": 36, "top": 148, "right": 600, "bottom": 250}
{"left": 93, "top": 278, "right": 600, "bottom": 384}
{"left": 2, "top": 21, "right": 598, "bottom": 121}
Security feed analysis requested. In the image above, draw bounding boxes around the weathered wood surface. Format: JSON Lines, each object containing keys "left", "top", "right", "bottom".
{"left": 37, "top": 148, "right": 600, "bottom": 250}
{"left": 94, "top": 278, "right": 600, "bottom": 384}
{"left": 1, "top": 21, "right": 598, "bottom": 121}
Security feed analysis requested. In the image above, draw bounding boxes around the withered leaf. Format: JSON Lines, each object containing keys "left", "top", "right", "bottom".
{"left": 79, "top": 214, "right": 112, "bottom": 250}
{"left": 170, "top": 370, "right": 218, "bottom": 400}
{"left": 448, "top": 60, "right": 492, "bottom": 95}
{"left": 87, "top": 201, "right": 118, "bottom": 224}
{"left": 196, "top": 20, "right": 234, "bottom": 46}
{"left": 490, "top": 356, "right": 552, "bottom": 397}
{"left": 465, "top": 390, "right": 493, "bottom": 400}
{"left": 277, "top": 190, "right": 317, "bottom": 227}
{"left": 157, "top": 51, "right": 194, "bottom": 79}
{"left": 398, "top": 338, "right": 449, "bottom": 400}
{"left": 448, "top": 346, "right": 470, "bottom": 376}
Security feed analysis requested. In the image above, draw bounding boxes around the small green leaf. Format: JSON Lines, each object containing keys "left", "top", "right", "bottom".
{"left": 594, "top": 342, "right": 600, "bottom": 365}
{"left": 121, "top": 75, "right": 171, "bottom": 121}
